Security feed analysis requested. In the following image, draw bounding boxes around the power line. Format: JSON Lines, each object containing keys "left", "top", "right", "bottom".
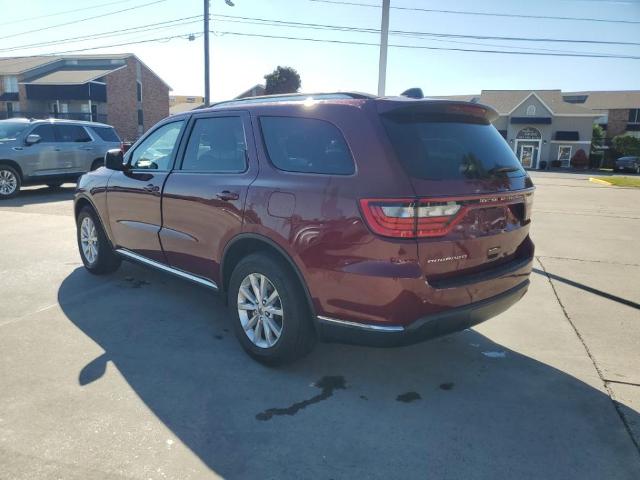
{"left": 0, "top": 0, "right": 167, "bottom": 41}
{"left": 211, "top": 30, "right": 640, "bottom": 60}
{"left": 210, "top": 13, "right": 640, "bottom": 46}
{"left": 0, "top": 16, "right": 202, "bottom": 53}
{"left": 309, "top": 0, "right": 640, "bottom": 25}
{"left": 12, "top": 29, "right": 639, "bottom": 60}
{"left": 0, "top": 0, "right": 133, "bottom": 27}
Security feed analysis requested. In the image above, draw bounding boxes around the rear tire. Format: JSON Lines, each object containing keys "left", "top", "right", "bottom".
{"left": 76, "top": 206, "right": 121, "bottom": 274}
{"left": 0, "top": 165, "right": 20, "bottom": 199}
{"left": 228, "top": 253, "right": 316, "bottom": 365}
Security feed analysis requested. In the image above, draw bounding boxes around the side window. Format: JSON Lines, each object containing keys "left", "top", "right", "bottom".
{"left": 130, "top": 121, "right": 183, "bottom": 170}
{"left": 55, "top": 125, "right": 92, "bottom": 143}
{"left": 260, "top": 117, "right": 354, "bottom": 175}
{"left": 182, "top": 116, "right": 247, "bottom": 172}
{"left": 31, "top": 124, "right": 56, "bottom": 142}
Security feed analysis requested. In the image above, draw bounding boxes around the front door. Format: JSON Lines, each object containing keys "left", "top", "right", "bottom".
{"left": 20, "top": 124, "right": 63, "bottom": 176}
{"left": 519, "top": 145, "right": 535, "bottom": 168}
{"left": 107, "top": 120, "right": 186, "bottom": 263}
{"left": 160, "top": 111, "right": 257, "bottom": 283}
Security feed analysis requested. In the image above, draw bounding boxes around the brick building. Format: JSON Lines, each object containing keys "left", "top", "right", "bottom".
{"left": 0, "top": 54, "right": 170, "bottom": 141}
{"left": 562, "top": 91, "right": 640, "bottom": 140}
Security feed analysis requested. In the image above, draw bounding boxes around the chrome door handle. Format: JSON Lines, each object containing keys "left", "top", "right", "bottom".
{"left": 216, "top": 190, "right": 239, "bottom": 201}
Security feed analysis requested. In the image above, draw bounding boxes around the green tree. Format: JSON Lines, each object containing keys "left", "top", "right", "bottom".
{"left": 264, "top": 66, "right": 301, "bottom": 95}
{"left": 612, "top": 134, "right": 640, "bottom": 156}
{"left": 591, "top": 124, "right": 605, "bottom": 153}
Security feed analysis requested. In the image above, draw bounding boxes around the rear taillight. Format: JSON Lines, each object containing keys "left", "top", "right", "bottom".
{"left": 359, "top": 198, "right": 464, "bottom": 239}
{"left": 524, "top": 192, "right": 534, "bottom": 221}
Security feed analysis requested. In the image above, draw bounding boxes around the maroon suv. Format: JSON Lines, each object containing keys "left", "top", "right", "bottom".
{"left": 74, "top": 93, "right": 534, "bottom": 364}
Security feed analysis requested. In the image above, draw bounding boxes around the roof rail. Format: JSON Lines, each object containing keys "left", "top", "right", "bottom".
{"left": 211, "top": 91, "right": 376, "bottom": 108}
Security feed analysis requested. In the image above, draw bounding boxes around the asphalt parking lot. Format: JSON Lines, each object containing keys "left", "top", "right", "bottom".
{"left": 1, "top": 171, "right": 639, "bottom": 480}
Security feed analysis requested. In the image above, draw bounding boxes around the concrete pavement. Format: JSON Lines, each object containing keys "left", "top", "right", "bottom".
{"left": 0, "top": 176, "right": 639, "bottom": 479}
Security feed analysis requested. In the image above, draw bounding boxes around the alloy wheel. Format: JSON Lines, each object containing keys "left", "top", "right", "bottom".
{"left": 237, "top": 273, "right": 283, "bottom": 348}
{"left": 0, "top": 169, "right": 17, "bottom": 196}
{"left": 80, "top": 216, "right": 99, "bottom": 265}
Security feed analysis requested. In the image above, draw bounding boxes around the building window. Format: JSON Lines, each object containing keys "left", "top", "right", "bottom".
{"left": 628, "top": 109, "right": 640, "bottom": 124}
{"left": 137, "top": 109, "right": 144, "bottom": 126}
{"left": 3, "top": 76, "right": 18, "bottom": 93}
{"left": 558, "top": 146, "right": 572, "bottom": 168}
{"left": 526, "top": 105, "right": 536, "bottom": 116}
{"left": 136, "top": 81, "right": 142, "bottom": 102}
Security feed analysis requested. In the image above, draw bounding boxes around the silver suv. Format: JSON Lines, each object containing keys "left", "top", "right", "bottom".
{"left": 0, "top": 118, "right": 121, "bottom": 199}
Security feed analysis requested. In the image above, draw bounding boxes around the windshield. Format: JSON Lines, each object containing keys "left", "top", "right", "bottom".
{"left": 382, "top": 116, "right": 526, "bottom": 180}
{"left": 0, "top": 122, "right": 29, "bottom": 141}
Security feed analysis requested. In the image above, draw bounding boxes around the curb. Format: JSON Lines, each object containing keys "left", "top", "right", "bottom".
{"left": 589, "top": 177, "right": 613, "bottom": 186}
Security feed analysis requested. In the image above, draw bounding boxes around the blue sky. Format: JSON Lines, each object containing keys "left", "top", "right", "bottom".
{"left": 1, "top": 0, "right": 639, "bottom": 99}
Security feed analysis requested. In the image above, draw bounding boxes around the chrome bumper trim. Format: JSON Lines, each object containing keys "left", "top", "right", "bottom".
{"left": 115, "top": 248, "right": 219, "bottom": 290}
{"left": 317, "top": 315, "right": 405, "bottom": 332}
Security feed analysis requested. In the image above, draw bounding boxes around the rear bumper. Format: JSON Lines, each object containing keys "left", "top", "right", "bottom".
{"left": 318, "top": 280, "right": 529, "bottom": 347}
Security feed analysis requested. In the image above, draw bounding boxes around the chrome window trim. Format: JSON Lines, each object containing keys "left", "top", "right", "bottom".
{"left": 115, "top": 248, "right": 218, "bottom": 290}
{"left": 317, "top": 315, "right": 405, "bottom": 332}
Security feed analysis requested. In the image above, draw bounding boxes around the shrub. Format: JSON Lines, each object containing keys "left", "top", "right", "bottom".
{"left": 571, "top": 149, "right": 589, "bottom": 169}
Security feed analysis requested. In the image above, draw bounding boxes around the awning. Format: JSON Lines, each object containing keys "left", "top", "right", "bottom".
{"left": 554, "top": 131, "right": 580, "bottom": 141}
{"left": 0, "top": 92, "right": 19, "bottom": 101}
{"left": 511, "top": 117, "right": 552, "bottom": 125}
{"left": 21, "top": 68, "right": 116, "bottom": 85}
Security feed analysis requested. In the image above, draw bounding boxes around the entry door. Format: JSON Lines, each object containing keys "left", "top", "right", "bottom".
{"left": 107, "top": 120, "right": 186, "bottom": 263}
{"left": 519, "top": 145, "right": 535, "bottom": 168}
{"left": 160, "top": 112, "right": 258, "bottom": 283}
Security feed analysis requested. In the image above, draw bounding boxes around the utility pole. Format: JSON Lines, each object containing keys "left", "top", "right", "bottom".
{"left": 377, "top": 0, "right": 390, "bottom": 96}
{"left": 204, "top": 0, "right": 210, "bottom": 106}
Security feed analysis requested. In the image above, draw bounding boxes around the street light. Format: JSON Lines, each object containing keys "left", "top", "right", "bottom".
{"left": 204, "top": 0, "right": 235, "bottom": 106}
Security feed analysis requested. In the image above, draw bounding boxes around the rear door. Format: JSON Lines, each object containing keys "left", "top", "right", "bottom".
{"left": 160, "top": 111, "right": 257, "bottom": 283}
{"left": 107, "top": 119, "right": 186, "bottom": 262}
{"left": 54, "top": 124, "right": 94, "bottom": 172}
{"left": 379, "top": 103, "right": 534, "bottom": 286}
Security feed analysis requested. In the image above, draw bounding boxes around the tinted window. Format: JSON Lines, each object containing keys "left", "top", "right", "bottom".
{"left": 92, "top": 126, "right": 121, "bottom": 142}
{"left": 130, "top": 121, "right": 183, "bottom": 170}
{"left": 260, "top": 117, "right": 354, "bottom": 175}
{"left": 31, "top": 124, "right": 56, "bottom": 142}
{"left": 56, "top": 125, "right": 91, "bottom": 143}
{"left": 182, "top": 117, "right": 247, "bottom": 172}
{"left": 381, "top": 116, "right": 525, "bottom": 180}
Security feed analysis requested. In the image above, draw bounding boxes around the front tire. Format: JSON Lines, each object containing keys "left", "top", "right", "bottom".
{"left": 76, "top": 207, "right": 121, "bottom": 274}
{"left": 228, "top": 253, "right": 316, "bottom": 365}
{"left": 0, "top": 165, "right": 20, "bottom": 199}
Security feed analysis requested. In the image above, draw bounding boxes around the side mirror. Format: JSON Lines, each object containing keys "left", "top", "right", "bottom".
{"left": 104, "top": 149, "right": 126, "bottom": 171}
{"left": 25, "top": 134, "right": 41, "bottom": 145}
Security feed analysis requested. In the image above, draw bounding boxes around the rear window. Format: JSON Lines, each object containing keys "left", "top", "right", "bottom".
{"left": 382, "top": 116, "right": 525, "bottom": 180}
{"left": 92, "top": 126, "right": 121, "bottom": 142}
{"left": 260, "top": 117, "right": 355, "bottom": 175}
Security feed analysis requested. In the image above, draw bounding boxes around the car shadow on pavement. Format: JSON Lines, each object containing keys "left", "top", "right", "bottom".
{"left": 57, "top": 265, "right": 640, "bottom": 479}
{"left": 0, "top": 185, "right": 75, "bottom": 207}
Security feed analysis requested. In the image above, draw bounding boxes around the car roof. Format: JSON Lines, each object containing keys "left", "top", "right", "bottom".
{"left": 0, "top": 117, "right": 113, "bottom": 128}
{"left": 178, "top": 91, "right": 498, "bottom": 123}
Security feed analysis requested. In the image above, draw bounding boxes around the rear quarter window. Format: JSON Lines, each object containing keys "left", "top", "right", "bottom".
{"left": 260, "top": 116, "right": 355, "bottom": 175}
{"left": 382, "top": 115, "right": 525, "bottom": 180}
{"left": 92, "top": 126, "right": 121, "bottom": 142}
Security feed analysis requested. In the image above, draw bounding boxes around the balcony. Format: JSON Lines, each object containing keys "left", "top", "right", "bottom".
{"left": 0, "top": 111, "right": 108, "bottom": 124}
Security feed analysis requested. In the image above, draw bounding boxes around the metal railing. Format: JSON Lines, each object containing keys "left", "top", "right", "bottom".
{"left": 0, "top": 111, "right": 108, "bottom": 123}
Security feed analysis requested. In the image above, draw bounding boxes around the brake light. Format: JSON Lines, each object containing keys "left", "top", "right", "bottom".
{"left": 524, "top": 192, "right": 534, "bottom": 221}
{"left": 359, "top": 198, "right": 464, "bottom": 238}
